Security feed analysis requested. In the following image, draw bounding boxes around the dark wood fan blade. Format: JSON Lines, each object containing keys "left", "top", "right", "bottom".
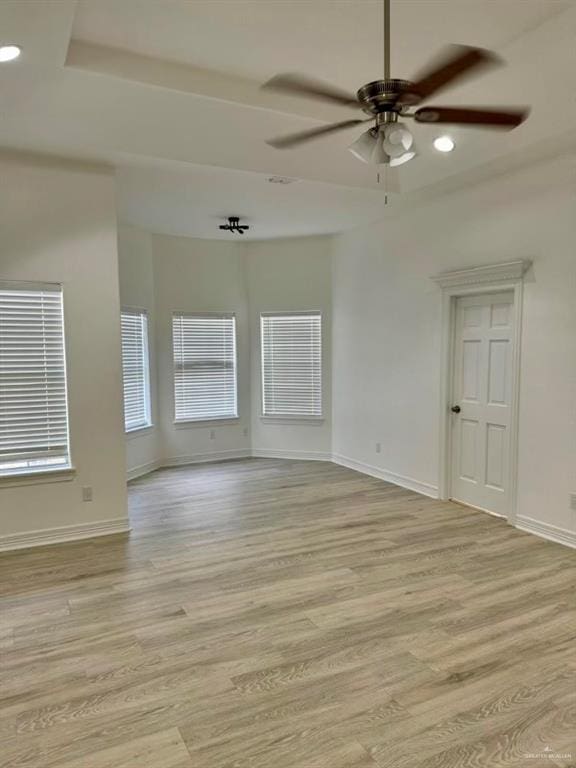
{"left": 414, "top": 106, "right": 529, "bottom": 129}
{"left": 262, "top": 74, "right": 360, "bottom": 108}
{"left": 400, "top": 46, "right": 501, "bottom": 105}
{"left": 267, "top": 119, "right": 369, "bottom": 149}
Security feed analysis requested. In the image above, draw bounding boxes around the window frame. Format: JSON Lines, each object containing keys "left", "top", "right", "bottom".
{"left": 121, "top": 307, "right": 153, "bottom": 435}
{"left": 171, "top": 311, "right": 239, "bottom": 425}
{"left": 260, "top": 310, "right": 323, "bottom": 421}
{"left": 0, "top": 280, "right": 74, "bottom": 482}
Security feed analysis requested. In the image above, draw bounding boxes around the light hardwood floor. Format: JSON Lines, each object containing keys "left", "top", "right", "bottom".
{"left": 1, "top": 459, "right": 575, "bottom": 768}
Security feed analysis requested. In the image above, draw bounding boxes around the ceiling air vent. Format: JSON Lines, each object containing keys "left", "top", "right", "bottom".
{"left": 267, "top": 176, "right": 297, "bottom": 185}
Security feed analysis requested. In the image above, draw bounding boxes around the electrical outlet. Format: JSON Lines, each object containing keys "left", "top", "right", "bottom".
{"left": 209, "top": 429, "right": 216, "bottom": 440}
{"left": 82, "top": 486, "right": 93, "bottom": 502}
{"left": 375, "top": 442, "right": 382, "bottom": 454}
{"left": 570, "top": 493, "right": 576, "bottom": 511}
{"left": 242, "top": 427, "right": 249, "bottom": 438}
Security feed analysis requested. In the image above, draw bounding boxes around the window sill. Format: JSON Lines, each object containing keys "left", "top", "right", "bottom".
{"left": 126, "top": 424, "right": 155, "bottom": 440}
{"left": 0, "top": 466, "right": 76, "bottom": 489}
{"left": 260, "top": 415, "right": 324, "bottom": 425}
{"left": 174, "top": 417, "right": 240, "bottom": 429}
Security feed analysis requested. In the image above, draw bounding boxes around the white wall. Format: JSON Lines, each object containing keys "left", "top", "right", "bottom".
{"left": 117, "top": 158, "right": 575, "bottom": 546}
{"left": 246, "top": 236, "right": 333, "bottom": 458}
{"left": 5, "top": 152, "right": 571, "bottom": 549}
{"left": 0, "top": 154, "right": 128, "bottom": 540}
{"left": 116, "top": 232, "right": 333, "bottom": 465}
{"left": 332, "top": 159, "right": 576, "bottom": 537}
{"left": 151, "top": 234, "right": 251, "bottom": 464}
{"left": 117, "top": 225, "right": 161, "bottom": 477}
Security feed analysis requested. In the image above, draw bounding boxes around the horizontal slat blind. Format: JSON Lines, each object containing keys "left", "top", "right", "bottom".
{"left": 0, "top": 285, "right": 71, "bottom": 475}
{"left": 172, "top": 313, "right": 237, "bottom": 422}
{"left": 121, "top": 310, "right": 151, "bottom": 432}
{"left": 261, "top": 313, "right": 322, "bottom": 417}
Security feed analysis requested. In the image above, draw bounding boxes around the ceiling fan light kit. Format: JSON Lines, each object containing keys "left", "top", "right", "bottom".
{"left": 263, "top": 0, "right": 529, "bottom": 170}
{"left": 349, "top": 113, "right": 416, "bottom": 167}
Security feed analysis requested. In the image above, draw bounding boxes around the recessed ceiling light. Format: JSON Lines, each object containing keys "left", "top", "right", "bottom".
{"left": 0, "top": 45, "right": 21, "bottom": 63}
{"left": 433, "top": 136, "right": 455, "bottom": 153}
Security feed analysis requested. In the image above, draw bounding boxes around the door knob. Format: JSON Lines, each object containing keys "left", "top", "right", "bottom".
{"left": 451, "top": 405, "right": 461, "bottom": 414}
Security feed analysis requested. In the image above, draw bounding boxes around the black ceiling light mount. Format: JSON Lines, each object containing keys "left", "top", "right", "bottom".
{"left": 219, "top": 216, "right": 250, "bottom": 235}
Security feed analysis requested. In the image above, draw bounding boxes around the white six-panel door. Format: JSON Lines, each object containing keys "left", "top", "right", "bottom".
{"left": 451, "top": 292, "right": 515, "bottom": 516}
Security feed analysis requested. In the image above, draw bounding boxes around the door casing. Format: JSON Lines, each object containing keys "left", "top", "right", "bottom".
{"left": 433, "top": 261, "right": 529, "bottom": 524}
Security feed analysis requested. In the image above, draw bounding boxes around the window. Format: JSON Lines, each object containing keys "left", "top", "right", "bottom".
{"left": 121, "top": 309, "right": 151, "bottom": 433}
{"left": 172, "top": 313, "right": 237, "bottom": 422}
{"left": 261, "top": 312, "right": 322, "bottom": 418}
{"left": 0, "top": 283, "right": 71, "bottom": 476}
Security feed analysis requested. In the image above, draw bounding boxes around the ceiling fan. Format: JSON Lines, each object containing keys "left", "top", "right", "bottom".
{"left": 262, "top": 0, "right": 529, "bottom": 167}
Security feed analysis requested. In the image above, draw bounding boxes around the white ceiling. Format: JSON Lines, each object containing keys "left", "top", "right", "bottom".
{"left": 0, "top": 0, "right": 574, "bottom": 239}
{"left": 71, "top": 0, "right": 565, "bottom": 83}
{"left": 116, "top": 161, "right": 392, "bottom": 241}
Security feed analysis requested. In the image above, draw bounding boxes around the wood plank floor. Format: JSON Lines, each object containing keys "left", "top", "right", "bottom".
{"left": 1, "top": 458, "right": 575, "bottom": 768}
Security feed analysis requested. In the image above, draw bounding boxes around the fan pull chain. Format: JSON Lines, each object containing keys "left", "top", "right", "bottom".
{"left": 377, "top": 170, "right": 389, "bottom": 205}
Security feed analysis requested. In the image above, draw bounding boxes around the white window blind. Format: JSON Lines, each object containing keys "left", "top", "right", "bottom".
{"left": 261, "top": 312, "right": 322, "bottom": 418}
{"left": 121, "top": 309, "right": 151, "bottom": 433}
{"left": 172, "top": 313, "right": 237, "bottom": 422}
{"left": 0, "top": 283, "right": 71, "bottom": 476}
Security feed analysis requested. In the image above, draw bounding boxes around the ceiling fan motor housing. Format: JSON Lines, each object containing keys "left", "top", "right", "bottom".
{"left": 357, "top": 79, "right": 415, "bottom": 115}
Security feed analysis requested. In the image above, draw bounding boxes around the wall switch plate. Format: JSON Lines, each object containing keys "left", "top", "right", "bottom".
{"left": 82, "top": 486, "right": 93, "bottom": 502}
{"left": 375, "top": 442, "right": 382, "bottom": 454}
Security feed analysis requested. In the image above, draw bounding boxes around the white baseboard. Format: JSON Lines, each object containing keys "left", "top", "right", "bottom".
{"left": 252, "top": 449, "right": 332, "bottom": 462}
{"left": 0, "top": 518, "right": 131, "bottom": 553}
{"left": 163, "top": 449, "right": 252, "bottom": 468}
{"left": 128, "top": 450, "right": 437, "bottom": 502}
{"left": 451, "top": 498, "right": 507, "bottom": 519}
{"left": 516, "top": 515, "right": 576, "bottom": 550}
{"left": 127, "top": 459, "right": 162, "bottom": 481}
{"left": 8, "top": 459, "right": 572, "bottom": 554}
{"left": 332, "top": 453, "right": 439, "bottom": 499}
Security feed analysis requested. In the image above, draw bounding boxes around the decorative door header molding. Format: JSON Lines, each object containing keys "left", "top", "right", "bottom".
{"left": 431, "top": 260, "right": 531, "bottom": 289}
